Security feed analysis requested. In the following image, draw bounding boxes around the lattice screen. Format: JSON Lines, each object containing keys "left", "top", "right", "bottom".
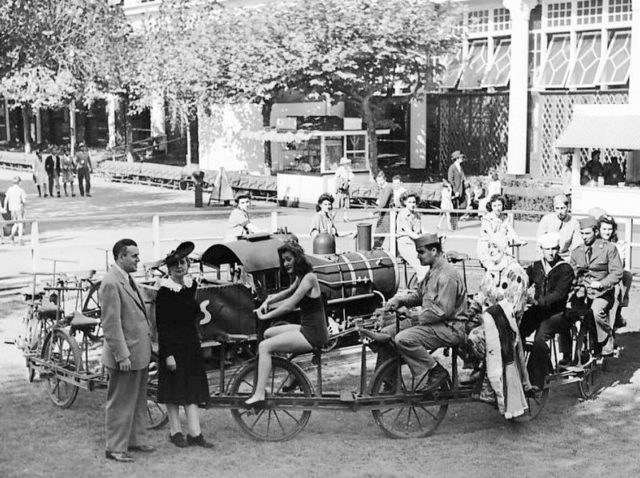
{"left": 539, "top": 91, "right": 629, "bottom": 179}
{"left": 436, "top": 93, "right": 509, "bottom": 175}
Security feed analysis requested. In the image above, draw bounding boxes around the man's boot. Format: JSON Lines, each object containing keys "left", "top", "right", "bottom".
{"left": 37, "top": 185, "right": 42, "bottom": 197}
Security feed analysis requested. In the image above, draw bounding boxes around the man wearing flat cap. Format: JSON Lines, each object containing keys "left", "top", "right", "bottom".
{"left": 225, "top": 192, "right": 260, "bottom": 242}
{"left": 378, "top": 232, "right": 468, "bottom": 393}
{"left": 570, "top": 216, "right": 623, "bottom": 356}
{"left": 519, "top": 233, "right": 575, "bottom": 387}
{"left": 447, "top": 151, "right": 466, "bottom": 230}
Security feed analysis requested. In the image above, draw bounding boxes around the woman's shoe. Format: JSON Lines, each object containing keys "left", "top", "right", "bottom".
{"left": 169, "top": 432, "right": 189, "bottom": 448}
{"left": 187, "top": 434, "right": 215, "bottom": 449}
{"left": 244, "top": 397, "right": 266, "bottom": 409}
{"left": 282, "top": 380, "right": 299, "bottom": 393}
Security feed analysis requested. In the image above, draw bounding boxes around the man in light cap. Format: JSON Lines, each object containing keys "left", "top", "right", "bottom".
{"left": 569, "top": 216, "right": 623, "bottom": 356}
{"left": 537, "top": 194, "right": 582, "bottom": 257}
{"left": 378, "top": 232, "right": 468, "bottom": 393}
{"left": 519, "top": 232, "right": 575, "bottom": 386}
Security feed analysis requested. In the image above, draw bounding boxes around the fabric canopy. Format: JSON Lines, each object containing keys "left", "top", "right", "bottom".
{"left": 555, "top": 104, "right": 640, "bottom": 151}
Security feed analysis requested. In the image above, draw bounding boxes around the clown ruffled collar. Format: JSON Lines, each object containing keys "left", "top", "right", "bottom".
{"left": 159, "top": 275, "right": 194, "bottom": 292}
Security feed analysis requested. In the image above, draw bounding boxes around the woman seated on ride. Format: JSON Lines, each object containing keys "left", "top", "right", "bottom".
{"left": 245, "top": 241, "right": 329, "bottom": 407}
{"left": 396, "top": 192, "right": 429, "bottom": 283}
{"left": 310, "top": 193, "right": 338, "bottom": 237}
{"left": 466, "top": 235, "right": 536, "bottom": 419}
{"left": 155, "top": 242, "right": 214, "bottom": 448}
{"left": 477, "top": 194, "right": 519, "bottom": 268}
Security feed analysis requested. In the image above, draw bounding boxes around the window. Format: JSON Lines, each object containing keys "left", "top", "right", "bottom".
{"left": 576, "top": 0, "right": 603, "bottom": 25}
{"left": 493, "top": 7, "right": 511, "bottom": 32}
{"left": 609, "top": 0, "right": 632, "bottom": 22}
{"left": 482, "top": 39, "right": 511, "bottom": 88}
{"left": 529, "top": 32, "right": 543, "bottom": 87}
{"left": 459, "top": 40, "right": 489, "bottom": 89}
{"left": 547, "top": 2, "right": 572, "bottom": 28}
{"left": 345, "top": 135, "right": 367, "bottom": 171}
{"left": 599, "top": 30, "right": 631, "bottom": 85}
{"left": 468, "top": 10, "right": 490, "bottom": 34}
{"left": 439, "top": 53, "right": 463, "bottom": 89}
{"left": 567, "top": 32, "right": 602, "bottom": 87}
{"left": 538, "top": 34, "right": 571, "bottom": 87}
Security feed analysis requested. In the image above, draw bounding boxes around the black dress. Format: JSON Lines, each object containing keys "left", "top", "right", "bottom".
{"left": 156, "top": 279, "right": 209, "bottom": 406}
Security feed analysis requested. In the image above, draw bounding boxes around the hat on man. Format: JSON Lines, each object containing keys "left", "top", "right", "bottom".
{"left": 414, "top": 233, "right": 440, "bottom": 249}
{"left": 339, "top": 157, "right": 351, "bottom": 165}
{"left": 579, "top": 216, "right": 598, "bottom": 230}
{"left": 538, "top": 232, "right": 560, "bottom": 249}
{"left": 234, "top": 191, "right": 251, "bottom": 202}
{"left": 164, "top": 241, "right": 195, "bottom": 266}
{"left": 451, "top": 150, "right": 464, "bottom": 160}
{"left": 12, "top": 176, "right": 21, "bottom": 184}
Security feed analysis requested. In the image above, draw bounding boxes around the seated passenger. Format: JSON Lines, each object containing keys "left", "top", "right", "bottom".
{"left": 519, "top": 233, "right": 575, "bottom": 388}
{"left": 477, "top": 195, "right": 519, "bottom": 268}
{"left": 396, "top": 192, "right": 429, "bottom": 283}
{"left": 376, "top": 233, "right": 468, "bottom": 393}
{"left": 245, "top": 241, "right": 328, "bottom": 407}
{"left": 569, "top": 216, "right": 623, "bottom": 356}
{"left": 310, "top": 193, "right": 338, "bottom": 238}
{"left": 225, "top": 192, "right": 260, "bottom": 242}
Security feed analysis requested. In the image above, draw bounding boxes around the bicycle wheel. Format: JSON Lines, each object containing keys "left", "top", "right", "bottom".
{"left": 82, "top": 281, "right": 101, "bottom": 318}
{"left": 229, "top": 357, "right": 313, "bottom": 441}
{"left": 407, "top": 272, "right": 419, "bottom": 290}
{"left": 370, "top": 357, "right": 449, "bottom": 439}
{"left": 513, "top": 343, "right": 550, "bottom": 422}
{"left": 145, "top": 354, "right": 168, "bottom": 429}
{"left": 575, "top": 327, "right": 606, "bottom": 399}
{"left": 43, "top": 328, "right": 81, "bottom": 408}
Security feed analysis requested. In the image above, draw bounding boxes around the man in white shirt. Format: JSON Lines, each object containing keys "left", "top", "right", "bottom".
{"left": 536, "top": 194, "right": 582, "bottom": 257}
{"left": 3, "top": 176, "right": 27, "bottom": 245}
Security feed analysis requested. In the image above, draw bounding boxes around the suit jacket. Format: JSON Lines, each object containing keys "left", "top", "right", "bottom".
{"left": 100, "top": 267, "right": 152, "bottom": 370}
{"left": 447, "top": 163, "right": 465, "bottom": 200}
{"left": 569, "top": 238, "right": 623, "bottom": 298}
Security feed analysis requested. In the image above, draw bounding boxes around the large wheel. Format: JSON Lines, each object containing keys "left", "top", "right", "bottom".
{"left": 513, "top": 342, "right": 550, "bottom": 422}
{"left": 145, "top": 354, "right": 168, "bottom": 429}
{"left": 43, "top": 328, "right": 81, "bottom": 408}
{"left": 229, "top": 357, "right": 313, "bottom": 441}
{"left": 575, "top": 327, "right": 606, "bottom": 399}
{"left": 82, "top": 281, "right": 101, "bottom": 319}
{"left": 369, "top": 357, "right": 449, "bottom": 439}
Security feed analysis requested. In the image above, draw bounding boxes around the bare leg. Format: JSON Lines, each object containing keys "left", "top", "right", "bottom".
{"left": 185, "top": 403, "right": 201, "bottom": 436}
{"left": 166, "top": 404, "right": 182, "bottom": 435}
{"left": 246, "top": 329, "right": 312, "bottom": 404}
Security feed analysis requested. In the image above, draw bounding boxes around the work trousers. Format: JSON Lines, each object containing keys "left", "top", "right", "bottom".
{"left": 77, "top": 168, "right": 91, "bottom": 196}
{"left": 520, "top": 308, "right": 571, "bottom": 388}
{"left": 105, "top": 367, "right": 149, "bottom": 453}
{"left": 47, "top": 173, "right": 60, "bottom": 196}
{"left": 591, "top": 294, "right": 614, "bottom": 343}
{"left": 376, "top": 322, "right": 466, "bottom": 377}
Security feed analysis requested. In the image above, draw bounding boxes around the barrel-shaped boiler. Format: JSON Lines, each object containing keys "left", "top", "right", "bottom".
{"left": 308, "top": 250, "right": 398, "bottom": 302}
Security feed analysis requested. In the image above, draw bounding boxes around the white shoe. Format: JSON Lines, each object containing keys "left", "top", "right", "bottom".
{"left": 601, "top": 337, "right": 615, "bottom": 357}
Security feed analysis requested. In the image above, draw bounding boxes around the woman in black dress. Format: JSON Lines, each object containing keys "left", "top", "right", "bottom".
{"left": 245, "top": 241, "right": 329, "bottom": 407}
{"left": 156, "top": 242, "right": 214, "bottom": 449}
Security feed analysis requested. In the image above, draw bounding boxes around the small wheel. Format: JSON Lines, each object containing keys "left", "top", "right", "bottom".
{"left": 514, "top": 342, "right": 549, "bottom": 422}
{"left": 229, "top": 357, "right": 313, "bottom": 441}
{"left": 369, "top": 357, "right": 448, "bottom": 439}
{"left": 321, "top": 337, "right": 339, "bottom": 353}
{"left": 43, "top": 328, "right": 81, "bottom": 408}
{"left": 407, "top": 272, "right": 419, "bottom": 290}
{"left": 145, "top": 354, "right": 168, "bottom": 429}
{"left": 82, "top": 281, "right": 101, "bottom": 319}
{"left": 574, "top": 326, "right": 606, "bottom": 399}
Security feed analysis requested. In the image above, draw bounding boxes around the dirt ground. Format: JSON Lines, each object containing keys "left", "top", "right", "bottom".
{"left": 2, "top": 290, "right": 640, "bottom": 478}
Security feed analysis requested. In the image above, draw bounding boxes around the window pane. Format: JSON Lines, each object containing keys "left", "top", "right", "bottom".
{"left": 439, "top": 52, "right": 463, "bottom": 89}
{"left": 599, "top": 30, "right": 631, "bottom": 85}
{"left": 538, "top": 34, "right": 571, "bottom": 87}
{"left": 567, "top": 32, "right": 602, "bottom": 87}
{"left": 459, "top": 41, "right": 489, "bottom": 89}
{"left": 493, "top": 7, "right": 511, "bottom": 31}
{"left": 482, "top": 39, "right": 511, "bottom": 87}
{"left": 609, "top": 0, "right": 632, "bottom": 22}
{"left": 468, "top": 10, "right": 489, "bottom": 34}
{"left": 546, "top": 2, "right": 572, "bottom": 28}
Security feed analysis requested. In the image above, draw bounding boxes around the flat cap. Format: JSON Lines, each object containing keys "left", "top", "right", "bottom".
{"left": 414, "top": 233, "right": 440, "bottom": 249}
{"left": 579, "top": 216, "right": 598, "bottom": 230}
{"left": 451, "top": 150, "right": 464, "bottom": 160}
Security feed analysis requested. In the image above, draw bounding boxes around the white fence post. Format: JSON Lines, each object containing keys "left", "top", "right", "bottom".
{"left": 152, "top": 215, "right": 161, "bottom": 260}
{"left": 271, "top": 211, "right": 278, "bottom": 232}
{"left": 30, "top": 220, "right": 40, "bottom": 273}
{"left": 623, "top": 217, "right": 632, "bottom": 269}
{"left": 389, "top": 209, "right": 397, "bottom": 257}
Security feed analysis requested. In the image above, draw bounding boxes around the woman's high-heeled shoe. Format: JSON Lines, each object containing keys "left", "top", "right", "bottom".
{"left": 282, "top": 379, "right": 299, "bottom": 393}
{"left": 244, "top": 397, "right": 266, "bottom": 409}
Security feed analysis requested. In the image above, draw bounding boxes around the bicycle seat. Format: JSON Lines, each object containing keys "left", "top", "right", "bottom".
{"left": 70, "top": 311, "right": 101, "bottom": 328}
{"left": 37, "top": 305, "right": 59, "bottom": 320}
{"left": 446, "top": 251, "right": 469, "bottom": 263}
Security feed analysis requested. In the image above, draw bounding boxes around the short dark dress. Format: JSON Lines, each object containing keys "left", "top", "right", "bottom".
{"left": 156, "top": 280, "right": 209, "bottom": 406}
{"left": 299, "top": 294, "right": 329, "bottom": 348}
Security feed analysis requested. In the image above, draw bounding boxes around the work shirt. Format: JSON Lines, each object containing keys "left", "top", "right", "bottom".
{"left": 569, "top": 238, "right": 623, "bottom": 298}
{"left": 4, "top": 184, "right": 26, "bottom": 212}
{"left": 310, "top": 211, "right": 337, "bottom": 236}
{"left": 396, "top": 208, "right": 422, "bottom": 240}
{"left": 225, "top": 208, "right": 258, "bottom": 242}
{"left": 396, "top": 257, "right": 468, "bottom": 325}
{"left": 537, "top": 213, "right": 582, "bottom": 255}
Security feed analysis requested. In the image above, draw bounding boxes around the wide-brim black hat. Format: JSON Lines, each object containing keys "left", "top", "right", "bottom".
{"left": 164, "top": 241, "right": 195, "bottom": 266}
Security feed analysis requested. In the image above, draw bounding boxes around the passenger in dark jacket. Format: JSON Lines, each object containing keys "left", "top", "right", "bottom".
{"left": 519, "top": 233, "right": 575, "bottom": 388}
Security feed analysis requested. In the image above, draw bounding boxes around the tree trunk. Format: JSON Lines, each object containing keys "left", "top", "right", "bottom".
{"left": 184, "top": 109, "right": 192, "bottom": 171}
{"left": 262, "top": 99, "right": 273, "bottom": 174}
{"left": 361, "top": 95, "right": 378, "bottom": 176}
{"left": 69, "top": 100, "right": 76, "bottom": 157}
{"left": 21, "top": 104, "right": 32, "bottom": 153}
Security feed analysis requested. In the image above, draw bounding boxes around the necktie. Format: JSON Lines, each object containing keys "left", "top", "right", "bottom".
{"left": 585, "top": 246, "right": 592, "bottom": 262}
{"left": 129, "top": 275, "right": 143, "bottom": 304}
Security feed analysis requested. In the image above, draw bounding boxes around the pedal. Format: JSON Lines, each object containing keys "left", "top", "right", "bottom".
{"left": 339, "top": 390, "right": 356, "bottom": 402}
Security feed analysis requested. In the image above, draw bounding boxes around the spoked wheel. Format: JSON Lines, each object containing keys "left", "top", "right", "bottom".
{"left": 146, "top": 356, "right": 168, "bottom": 429}
{"left": 82, "top": 281, "right": 101, "bottom": 319}
{"left": 43, "top": 328, "right": 81, "bottom": 408}
{"left": 574, "top": 326, "right": 607, "bottom": 399}
{"left": 369, "top": 357, "right": 449, "bottom": 438}
{"left": 407, "top": 272, "right": 419, "bottom": 290}
{"left": 513, "top": 343, "right": 550, "bottom": 422}
{"left": 229, "top": 357, "right": 313, "bottom": 441}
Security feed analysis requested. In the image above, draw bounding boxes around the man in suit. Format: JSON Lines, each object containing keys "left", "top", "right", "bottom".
{"left": 101, "top": 238, "right": 154, "bottom": 462}
{"left": 447, "top": 151, "right": 466, "bottom": 230}
{"left": 569, "top": 217, "right": 623, "bottom": 356}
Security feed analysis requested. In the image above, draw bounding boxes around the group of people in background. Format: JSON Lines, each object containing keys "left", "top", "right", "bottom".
{"left": 32, "top": 143, "right": 93, "bottom": 198}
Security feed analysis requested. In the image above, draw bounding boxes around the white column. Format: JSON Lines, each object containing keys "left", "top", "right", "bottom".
{"left": 107, "top": 94, "right": 117, "bottom": 149}
{"left": 629, "top": 0, "right": 640, "bottom": 104}
{"left": 503, "top": 0, "right": 536, "bottom": 175}
{"left": 150, "top": 94, "right": 166, "bottom": 150}
{"left": 409, "top": 97, "right": 427, "bottom": 169}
